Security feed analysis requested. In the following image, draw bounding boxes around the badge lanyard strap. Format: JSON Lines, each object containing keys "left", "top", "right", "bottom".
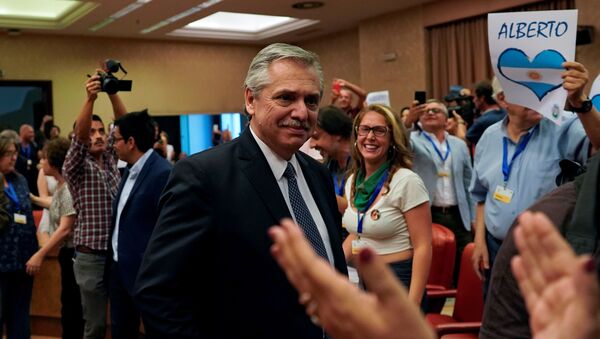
{"left": 4, "top": 182, "right": 21, "bottom": 212}
{"left": 332, "top": 173, "right": 346, "bottom": 196}
{"left": 422, "top": 133, "right": 451, "bottom": 162}
{"left": 502, "top": 125, "right": 538, "bottom": 185}
{"left": 356, "top": 170, "right": 389, "bottom": 235}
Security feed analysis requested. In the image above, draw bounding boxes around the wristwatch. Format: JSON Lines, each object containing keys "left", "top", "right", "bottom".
{"left": 567, "top": 98, "right": 593, "bottom": 113}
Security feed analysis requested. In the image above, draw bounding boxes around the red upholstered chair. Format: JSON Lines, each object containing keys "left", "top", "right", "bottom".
{"left": 426, "top": 242, "right": 483, "bottom": 337}
{"left": 441, "top": 333, "right": 478, "bottom": 339}
{"left": 426, "top": 223, "right": 456, "bottom": 312}
{"left": 33, "top": 210, "right": 43, "bottom": 229}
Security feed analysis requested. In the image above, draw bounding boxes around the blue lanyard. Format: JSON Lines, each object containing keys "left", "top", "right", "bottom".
{"left": 4, "top": 182, "right": 21, "bottom": 212}
{"left": 422, "top": 133, "right": 451, "bottom": 162}
{"left": 21, "top": 145, "right": 31, "bottom": 158}
{"left": 356, "top": 170, "right": 389, "bottom": 235}
{"left": 332, "top": 173, "right": 346, "bottom": 196}
{"left": 502, "top": 125, "right": 538, "bottom": 183}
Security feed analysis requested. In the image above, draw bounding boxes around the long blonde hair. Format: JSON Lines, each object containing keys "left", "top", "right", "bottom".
{"left": 349, "top": 104, "right": 413, "bottom": 200}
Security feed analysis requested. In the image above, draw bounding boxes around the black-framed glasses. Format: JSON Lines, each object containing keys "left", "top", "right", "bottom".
{"left": 1, "top": 150, "right": 17, "bottom": 158}
{"left": 356, "top": 125, "right": 389, "bottom": 137}
{"left": 113, "top": 136, "right": 125, "bottom": 142}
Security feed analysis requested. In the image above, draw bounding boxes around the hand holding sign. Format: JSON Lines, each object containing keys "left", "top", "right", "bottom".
{"left": 590, "top": 74, "right": 600, "bottom": 112}
{"left": 488, "top": 10, "right": 578, "bottom": 124}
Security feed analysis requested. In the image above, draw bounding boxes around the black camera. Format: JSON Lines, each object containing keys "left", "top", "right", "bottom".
{"left": 445, "top": 93, "right": 475, "bottom": 126}
{"left": 99, "top": 59, "right": 132, "bottom": 94}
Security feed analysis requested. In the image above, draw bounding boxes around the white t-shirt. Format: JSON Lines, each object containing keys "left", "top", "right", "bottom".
{"left": 342, "top": 168, "right": 429, "bottom": 255}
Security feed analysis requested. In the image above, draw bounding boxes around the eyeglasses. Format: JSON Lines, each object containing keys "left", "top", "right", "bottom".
{"left": 425, "top": 108, "right": 445, "bottom": 115}
{"left": 113, "top": 136, "right": 125, "bottom": 142}
{"left": 356, "top": 125, "right": 389, "bottom": 137}
{"left": 1, "top": 150, "right": 17, "bottom": 158}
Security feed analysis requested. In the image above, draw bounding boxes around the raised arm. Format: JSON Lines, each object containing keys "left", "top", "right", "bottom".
{"left": 74, "top": 73, "right": 102, "bottom": 143}
{"left": 562, "top": 62, "right": 600, "bottom": 154}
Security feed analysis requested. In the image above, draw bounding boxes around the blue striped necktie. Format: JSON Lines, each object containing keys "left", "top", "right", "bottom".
{"left": 283, "top": 162, "right": 329, "bottom": 261}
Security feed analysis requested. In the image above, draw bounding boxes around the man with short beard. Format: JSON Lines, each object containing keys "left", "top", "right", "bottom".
{"left": 63, "top": 71, "right": 126, "bottom": 339}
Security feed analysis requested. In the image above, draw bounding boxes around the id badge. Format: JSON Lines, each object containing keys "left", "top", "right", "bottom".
{"left": 14, "top": 213, "right": 27, "bottom": 224}
{"left": 493, "top": 185, "right": 514, "bottom": 204}
{"left": 351, "top": 238, "right": 368, "bottom": 255}
{"left": 437, "top": 171, "right": 450, "bottom": 177}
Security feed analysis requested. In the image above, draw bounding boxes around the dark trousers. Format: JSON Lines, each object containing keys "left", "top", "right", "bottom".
{"left": 58, "top": 247, "right": 84, "bottom": 339}
{"left": 483, "top": 230, "right": 503, "bottom": 302}
{"left": 431, "top": 205, "right": 473, "bottom": 286}
{"left": 109, "top": 261, "right": 141, "bottom": 339}
{"left": 387, "top": 258, "right": 428, "bottom": 312}
{"left": 0, "top": 271, "right": 33, "bottom": 339}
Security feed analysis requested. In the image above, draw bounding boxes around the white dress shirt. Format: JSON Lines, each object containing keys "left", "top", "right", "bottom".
{"left": 250, "top": 127, "right": 335, "bottom": 264}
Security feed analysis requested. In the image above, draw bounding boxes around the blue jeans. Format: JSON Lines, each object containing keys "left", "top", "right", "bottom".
{"left": 0, "top": 271, "right": 33, "bottom": 339}
{"left": 483, "top": 230, "right": 503, "bottom": 302}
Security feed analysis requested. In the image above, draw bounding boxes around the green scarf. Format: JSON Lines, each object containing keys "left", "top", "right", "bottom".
{"left": 354, "top": 161, "right": 390, "bottom": 211}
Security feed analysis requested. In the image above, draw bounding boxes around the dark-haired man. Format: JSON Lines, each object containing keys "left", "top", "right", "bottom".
{"left": 466, "top": 78, "right": 506, "bottom": 145}
{"left": 108, "top": 110, "right": 171, "bottom": 339}
{"left": 63, "top": 72, "right": 126, "bottom": 339}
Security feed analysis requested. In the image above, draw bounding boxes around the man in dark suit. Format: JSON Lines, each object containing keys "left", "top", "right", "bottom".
{"left": 134, "top": 43, "right": 347, "bottom": 338}
{"left": 109, "top": 110, "right": 172, "bottom": 339}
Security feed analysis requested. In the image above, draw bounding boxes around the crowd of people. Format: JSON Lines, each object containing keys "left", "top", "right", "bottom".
{"left": 1, "top": 41, "right": 599, "bottom": 339}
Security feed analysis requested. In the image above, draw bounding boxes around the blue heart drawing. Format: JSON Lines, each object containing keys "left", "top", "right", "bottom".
{"left": 592, "top": 94, "right": 600, "bottom": 112}
{"left": 497, "top": 48, "right": 566, "bottom": 101}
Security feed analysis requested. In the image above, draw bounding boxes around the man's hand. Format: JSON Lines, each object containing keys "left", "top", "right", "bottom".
{"left": 85, "top": 69, "right": 104, "bottom": 101}
{"left": 403, "top": 100, "right": 426, "bottom": 128}
{"left": 562, "top": 61, "right": 589, "bottom": 108}
{"left": 471, "top": 234, "right": 489, "bottom": 280}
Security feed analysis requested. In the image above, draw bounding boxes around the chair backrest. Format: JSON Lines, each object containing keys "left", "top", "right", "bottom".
{"left": 453, "top": 242, "right": 484, "bottom": 322}
{"left": 33, "top": 210, "right": 43, "bottom": 229}
{"left": 427, "top": 223, "right": 456, "bottom": 289}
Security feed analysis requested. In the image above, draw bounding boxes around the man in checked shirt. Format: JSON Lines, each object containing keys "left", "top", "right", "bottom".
{"left": 63, "top": 71, "right": 126, "bottom": 339}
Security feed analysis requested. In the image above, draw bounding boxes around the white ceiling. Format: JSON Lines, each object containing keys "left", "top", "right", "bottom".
{"left": 0, "top": 0, "right": 435, "bottom": 44}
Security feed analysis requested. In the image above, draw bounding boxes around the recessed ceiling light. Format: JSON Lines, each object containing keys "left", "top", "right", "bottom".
{"left": 185, "top": 12, "right": 293, "bottom": 33}
{"left": 140, "top": 0, "right": 222, "bottom": 34}
{"left": 0, "top": 0, "right": 79, "bottom": 20}
{"left": 291, "top": 1, "right": 324, "bottom": 10}
{"left": 90, "top": 0, "right": 153, "bottom": 32}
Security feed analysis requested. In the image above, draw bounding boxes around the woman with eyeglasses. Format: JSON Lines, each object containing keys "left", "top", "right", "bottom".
{"left": 0, "top": 134, "right": 38, "bottom": 338}
{"left": 342, "top": 104, "right": 432, "bottom": 307}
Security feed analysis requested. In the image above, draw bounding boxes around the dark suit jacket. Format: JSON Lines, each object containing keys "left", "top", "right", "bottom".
{"left": 109, "top": 150, "right": 172, "bottom": 294}
{"left": 134, "top": 129, "right": 347, "bottom": 339}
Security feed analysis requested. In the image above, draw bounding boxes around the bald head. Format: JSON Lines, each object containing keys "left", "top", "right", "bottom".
{"left": 19, "top": 124, "right": 34, "bottom": 143}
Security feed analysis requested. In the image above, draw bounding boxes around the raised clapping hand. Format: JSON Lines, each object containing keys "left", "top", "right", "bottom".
{"left": 269, "top": 219, "right": 435, "bottom": 339}
{"left": 511, "top": 211, "right": 600, "bottom": 339}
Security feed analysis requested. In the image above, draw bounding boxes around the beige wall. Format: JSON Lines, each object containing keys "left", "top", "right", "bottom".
{"left": 1, "top": 0, "right": 598, "bottom": 132}
{"left": 0, "top": 35, "right": 259, "bottom": 130}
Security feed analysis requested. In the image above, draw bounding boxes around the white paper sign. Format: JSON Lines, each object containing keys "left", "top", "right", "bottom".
{"left": 488, "top": 10, "right": 578, "bottom": 125}
{"left": 591, "top": 74, "right": 600, "bottom": 112}
{"left": 365, "top": 90, "right": 390, "bottom": 107}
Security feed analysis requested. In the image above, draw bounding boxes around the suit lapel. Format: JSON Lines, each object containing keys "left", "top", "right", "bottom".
{"left": 121, "top": 151, "right": 157, "bottom": 214}
{"left": 238, "top": 130, "right": 292, "bottom": 222}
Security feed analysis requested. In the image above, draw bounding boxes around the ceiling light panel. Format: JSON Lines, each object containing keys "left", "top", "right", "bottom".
{"left": 89, "top": 0, "right": 152, "bottom": 32}
{"left": 0, "top": 0, "right": 79, "bottom": 20}
{"left": 186, "top": 12, "right": 294, "bottom": 33}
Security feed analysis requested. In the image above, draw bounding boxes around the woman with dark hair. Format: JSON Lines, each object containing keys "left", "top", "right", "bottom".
{"left": 342, "top": 104, "right": 432, "bottom": 307}
{"left": 0, "top": 135, "right": 38, "bottom": 339}
{"left": 27, "top": 137, "right": 84, "bottom": 339}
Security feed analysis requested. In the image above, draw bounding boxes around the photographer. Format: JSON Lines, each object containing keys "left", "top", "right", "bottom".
{"left": 63, "top": 68, "right": 126, "bottom": 339}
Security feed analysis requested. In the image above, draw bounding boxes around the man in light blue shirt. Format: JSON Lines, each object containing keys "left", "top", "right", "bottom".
{"left": 470, "top": 61, "right": 600, "bottom": 300}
